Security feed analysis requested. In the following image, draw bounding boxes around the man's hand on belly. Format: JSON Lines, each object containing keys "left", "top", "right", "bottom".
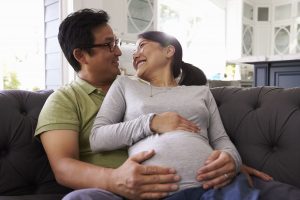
{"left": 196, "top": 150, "right": 236, "bottom": 189}
{"left": 108, "top": 149, "right": 180, "bottom": 200}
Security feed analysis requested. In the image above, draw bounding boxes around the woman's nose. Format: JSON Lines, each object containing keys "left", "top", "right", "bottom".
{"left": 132, "top": 50, "right": 138, "bottom": 59}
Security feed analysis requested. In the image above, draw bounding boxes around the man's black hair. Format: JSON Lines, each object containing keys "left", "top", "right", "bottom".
{"left": 58, "top": 9, "right": 109, "bottom": 72}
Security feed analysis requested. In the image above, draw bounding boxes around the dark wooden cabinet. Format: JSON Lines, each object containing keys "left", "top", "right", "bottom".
{"left": 250, "top": 60, "right": 300, "bottom": 88}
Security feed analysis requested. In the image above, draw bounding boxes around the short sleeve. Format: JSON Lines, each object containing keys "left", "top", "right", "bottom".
{"left": 35, "top": 89, "right": 80, "bottom": 136}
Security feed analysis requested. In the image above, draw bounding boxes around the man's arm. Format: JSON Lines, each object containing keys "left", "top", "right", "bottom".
{"left": 41, "top": 130, "right": 179, "bottom": 199}
{"left": 41, "top": 130, "right": 110, "bottom": 189}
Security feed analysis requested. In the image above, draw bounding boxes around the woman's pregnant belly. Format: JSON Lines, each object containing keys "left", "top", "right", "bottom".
{"left": 128, "top": 131, "right": 213, "bottom": 191}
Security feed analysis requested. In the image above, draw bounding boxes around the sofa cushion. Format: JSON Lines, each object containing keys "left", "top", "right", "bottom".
{"left": 211, "top": 87, "right": 300, "bottom": 188}
{"left": 0, "top": 90, "right": 71, "bottom": 195}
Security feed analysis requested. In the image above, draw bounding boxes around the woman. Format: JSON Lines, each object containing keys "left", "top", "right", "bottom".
{"left": 90, "top": 31, "right": 259, "bottom": 199}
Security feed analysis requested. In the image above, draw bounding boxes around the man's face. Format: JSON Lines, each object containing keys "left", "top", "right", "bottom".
{"left": 81, "top": 24, "right": 122, "bottom": 84}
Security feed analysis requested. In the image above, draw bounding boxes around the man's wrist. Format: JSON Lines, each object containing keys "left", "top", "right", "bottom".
{"left": 101, "top": 168, "right": 115, "bottom": 192}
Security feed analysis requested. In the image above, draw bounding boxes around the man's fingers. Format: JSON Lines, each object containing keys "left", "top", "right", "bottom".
{"left": 244, "top": 172, "right": 254, "bottom": 188}
{"left": 252, "top": 168, "right": 273, "bottom": 181}
{"left": 241, "top": 164, "right": 273, "bottom": 181}
{"left": 140, "top": 192, "right": 169, "bottom": 200}
{"left": 140, "top": 182, "right": 179, "bottom": 193}
{"left": 139, "top": 173, "right": 180, "bottom": 185}
{"left": 140, "top": 165, "right": 177, "bottom": 175}
{"left": 130, "top": 150, "right": 155, "bottom": 163}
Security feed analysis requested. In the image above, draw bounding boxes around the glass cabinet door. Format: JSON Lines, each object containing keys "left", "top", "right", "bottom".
{"left": 274, "top": 26, "right": 290, "bottom": 54}
{"left": 242, "top": 25, "right": 253, "bottom": 56}
{"left": 275, "top": 4, "right": 291, "bottom": 21}
{"left": 257, "top": 7, "right": 269, "bottom": 21}
{"left": 243, "top": 2, "right": 253, "bottom": 20}
{"left": 127, "top": 0, "right": 154, "bottom": 34}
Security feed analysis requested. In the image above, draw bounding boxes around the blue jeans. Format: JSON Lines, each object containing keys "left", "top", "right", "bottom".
{"left": 62, "top": 188, "right": 122, "bottom": 200}
{"left": 164, "top": 174, "right": 259, "bottom": 200}
{"left": 62, "top": 174, "right": 258, "bottom": 200}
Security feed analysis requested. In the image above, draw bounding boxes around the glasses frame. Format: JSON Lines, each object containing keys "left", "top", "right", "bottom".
{"left": 80, "top": 38, "right": 121, "bottom": 52}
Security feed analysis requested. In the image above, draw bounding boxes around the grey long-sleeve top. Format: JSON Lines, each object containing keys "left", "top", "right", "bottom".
{"left": 90, "top": 76, "right": 241, "bottom": 191}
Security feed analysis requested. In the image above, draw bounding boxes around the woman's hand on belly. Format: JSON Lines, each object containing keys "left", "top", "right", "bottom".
{"left": 150, "top": 112, "right": 200, "bottom": 134}
{"left": 196, "top": 150, "right": 236, "bottom": 189}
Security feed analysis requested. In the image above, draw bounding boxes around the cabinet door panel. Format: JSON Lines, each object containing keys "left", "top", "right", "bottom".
{"left": 270, "top": 63, "right": 300, "bottom": 88}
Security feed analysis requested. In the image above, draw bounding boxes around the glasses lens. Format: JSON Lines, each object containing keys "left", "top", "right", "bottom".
{"left": 110, "top": 39, "right": 121, "bottom": 51}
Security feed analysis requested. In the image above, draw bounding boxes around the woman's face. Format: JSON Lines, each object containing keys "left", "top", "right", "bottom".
{"left": 133, "top": 38, "right": 173, "bottom": 80}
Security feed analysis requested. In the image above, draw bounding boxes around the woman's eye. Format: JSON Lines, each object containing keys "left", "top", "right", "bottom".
{"left": 139, "top": 43, "right": 145, "bottom": 48}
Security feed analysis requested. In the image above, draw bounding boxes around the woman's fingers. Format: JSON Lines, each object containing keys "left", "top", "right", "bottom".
{"left": 176, "top": 124, "right": 199, "bottom": 133}
{"left": 202, "top": 171, "right": 235, "bottom": 189}
{"left": 151, "top": 112, "right": 200, "bottom": 134}
{"left": 181, "top": 117, "right": 201, "bottom": 132}
{"left": 178, "top": 117, "right": 200, "bottom": 133}
{"left": 197, "top": 151, "right": 236, "bottom": 189}
{"left": 197, "top": 164, "right": 232, "bottom": 182}
{"left": 212, "top": 178, "right": 232, "bottom": 189}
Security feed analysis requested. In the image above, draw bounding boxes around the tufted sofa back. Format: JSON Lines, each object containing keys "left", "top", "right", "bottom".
{"left": 0, "top": 90, "right": 70, "bottom": 195}
{"left": 211, "top": 86, "right": 300, "bottom": 188}
{"left": 1, "top": 87, "right": 300, "bottom": 195}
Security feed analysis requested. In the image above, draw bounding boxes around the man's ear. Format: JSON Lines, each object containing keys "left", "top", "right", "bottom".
{"left": 73, "top": 48, "right": 88, "bottom": 65}
{"left": 166, "top": 45, "right": 175, "bottom": 58}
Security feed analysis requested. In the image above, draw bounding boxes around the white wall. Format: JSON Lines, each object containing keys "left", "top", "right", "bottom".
{"left": 226, "top": 0, "right": 243, "bottom": 61}
{"left": 0, "top": 65, "right": 3, "bottom": 89}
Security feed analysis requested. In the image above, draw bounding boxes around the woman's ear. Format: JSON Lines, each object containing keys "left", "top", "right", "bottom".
{"left": 166, "top": 45, "right": 175, "bottom": 58}
{"left": 73, "top": 48, "right": 88, "bottom": 65}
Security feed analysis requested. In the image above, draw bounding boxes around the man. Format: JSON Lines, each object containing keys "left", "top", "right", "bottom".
{"left": 36, "top": 8, "right": 275, "bottom": 200}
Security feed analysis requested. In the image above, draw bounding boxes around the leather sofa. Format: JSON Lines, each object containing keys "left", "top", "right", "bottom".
{"left": 1, "top": 87, "right": 300, "bottom": 199}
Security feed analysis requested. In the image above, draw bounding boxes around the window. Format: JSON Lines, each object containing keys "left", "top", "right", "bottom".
{"left": 0, "top": 0, "right": 44, "bottom": 90}
{"left": 158, "top": 0, "right": 226, "bottom": 80}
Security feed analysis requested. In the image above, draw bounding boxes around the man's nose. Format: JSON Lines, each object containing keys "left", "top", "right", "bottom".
{"left": 114, "top": 45, "right": 122, "bottom": 56}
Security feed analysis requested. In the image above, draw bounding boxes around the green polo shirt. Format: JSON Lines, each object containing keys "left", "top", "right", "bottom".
{"left": 35, "top": 77, "right": 128, "bottom": 168}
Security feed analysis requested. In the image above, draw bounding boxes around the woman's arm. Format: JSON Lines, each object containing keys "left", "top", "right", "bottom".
{"left": 206, "top": 89, "right": 242, "bottom": 171}
{"left": 90, "top": 77, "right": 155, "bottom": 152}
{"left": 196, "top": 88, "right": 241, "bottom": 189}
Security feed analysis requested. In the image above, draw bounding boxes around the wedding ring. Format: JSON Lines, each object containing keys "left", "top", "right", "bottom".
{"left": 224, "top": 173, "right": 229, "bottom": 179}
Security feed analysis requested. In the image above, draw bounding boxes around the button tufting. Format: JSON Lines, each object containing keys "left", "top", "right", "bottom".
{"left": 271, "top": 145, "right": 278, "bottom": 152}
{"left": 20, "top": 108, "right": 27, "bottom": 115}
{"left": 253, "top": 102, "right": 260, "bottom": 109}
{"left": 0, "top": 149, "right": 8, "bottom": 157}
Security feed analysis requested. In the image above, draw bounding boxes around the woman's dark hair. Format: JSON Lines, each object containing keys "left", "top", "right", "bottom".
{"left": 138, "top": 31, "right": 183, "bottom": 78}
{"left": 58, "top": 9, "right": 109, "bottom": 72}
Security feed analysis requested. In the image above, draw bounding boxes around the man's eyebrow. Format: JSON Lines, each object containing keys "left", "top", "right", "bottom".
{"left": 104, "top": 36, "right": 115, "bottom": 42}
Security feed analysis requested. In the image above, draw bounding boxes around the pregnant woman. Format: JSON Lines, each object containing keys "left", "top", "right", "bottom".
{"left": 90, "top": 31, "right": 258, "bottom": 199}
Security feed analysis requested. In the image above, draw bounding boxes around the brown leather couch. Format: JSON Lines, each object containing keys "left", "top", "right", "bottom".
{"left": 1, "top": 86, "right": 300, "bottom": 199}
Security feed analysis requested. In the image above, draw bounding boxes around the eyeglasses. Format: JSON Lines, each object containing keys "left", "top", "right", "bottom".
{"left": 80, "top": 38, "right": 121, "bottom": 52}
